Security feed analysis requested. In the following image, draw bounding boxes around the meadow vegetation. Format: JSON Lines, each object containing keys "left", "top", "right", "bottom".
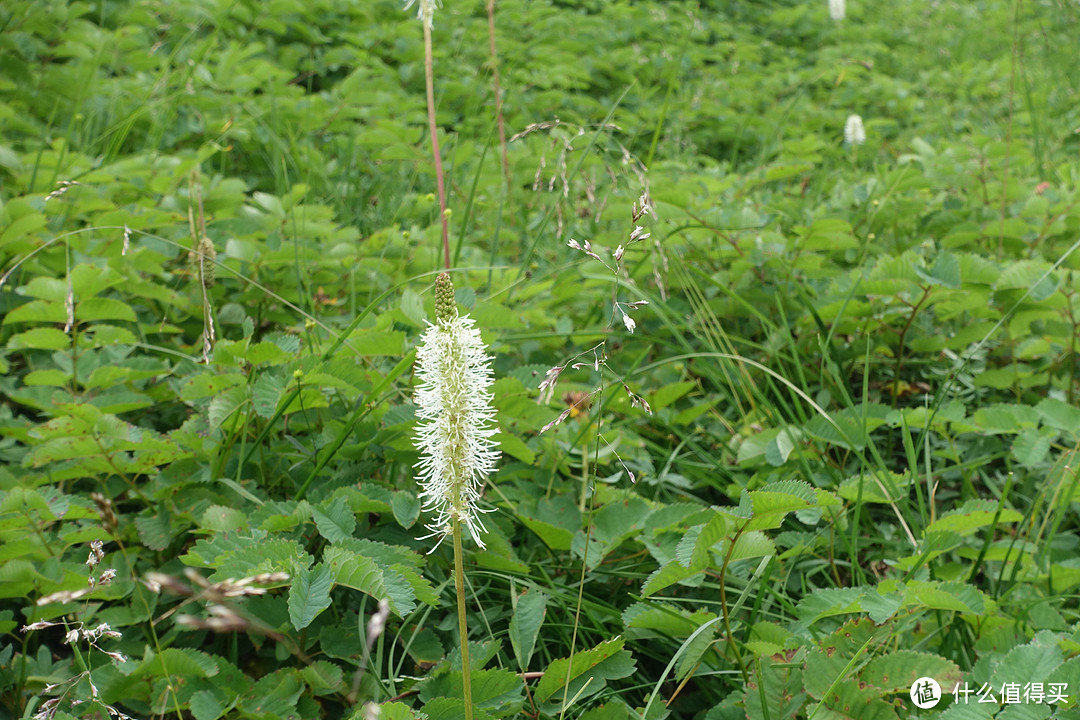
{"left": 2, "top": 0, "right": 1080, "bottom": 718}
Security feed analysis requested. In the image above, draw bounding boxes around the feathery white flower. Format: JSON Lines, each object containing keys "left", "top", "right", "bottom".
{"left": 829, "top": 0, "right": 845, "bottom": 20}
{"left": 844, "top": 114, "right": 866, "bottom": 145}
{"left": 403, "top": 0, "right": 441, "bottom": 29}
{"left": 414, "top": 273, "right": 500, "bottom": 550}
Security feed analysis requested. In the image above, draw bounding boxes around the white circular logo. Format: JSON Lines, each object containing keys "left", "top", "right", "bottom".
{"left": 910, "top": 677, "right": 942, "bottom": 709}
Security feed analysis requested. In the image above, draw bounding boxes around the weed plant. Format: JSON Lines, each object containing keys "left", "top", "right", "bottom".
{"left": 1, "top": 0, "right": 1080, "bottom": 719}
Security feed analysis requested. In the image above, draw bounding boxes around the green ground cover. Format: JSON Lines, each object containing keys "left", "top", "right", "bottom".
{"left": 2, "top": 0, "right": 1080, "bottom": 717}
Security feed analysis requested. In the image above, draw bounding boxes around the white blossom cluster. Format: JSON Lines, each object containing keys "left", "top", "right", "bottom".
{"left": 414, "top": 275, "right": 500, "bottom": 550}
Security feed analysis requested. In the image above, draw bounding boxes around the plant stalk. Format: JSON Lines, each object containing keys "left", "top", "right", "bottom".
{"left": 485, "top": 0, "right": 510, "bottom": 189}
{"left": 423, "top": 20, "right": 450, "bottom": 269}
{"left": 453, "top": 519, "right": 474, "bottom": 720}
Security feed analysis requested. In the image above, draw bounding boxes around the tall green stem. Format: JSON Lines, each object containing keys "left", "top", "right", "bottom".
{"left": 453, "top": 520, "right": 474, "bottom": 720}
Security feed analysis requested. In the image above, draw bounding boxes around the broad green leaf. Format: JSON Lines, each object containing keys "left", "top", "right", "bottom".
{"left": 346, "top": 329, "right": 407, "bottom": 355}
{"left": 819, "top": 680, "right": 900, "bottom": 720}
{"left": 745, "top": 653, "right": 805, "bottom": 720}
{"left": 134, "top": 648, "right": 219, "bottom": 679}
{"left": 494, "top": 432, "right": 535, "bottom": 464}
{"left": 75, "top": 297, "right": 136, "bottom": 322}
{"left": 534, "top": 637, "right": 635, "bottom": 704}
{"left": 796, "top": 587, "right": 867, "bottom": 623}
{"left": 1012, "top": 428, "right": 1051, "bottom": 468}
{"left": 7, "top": 327, "right": 69, "bottom": 350}
{"left": 300, "top": 660, "right": 343, "bottom": 695}
{"left": 312, "top": 499, "right": 356, "bottom": 543}
{"left": 417, "top": 698, "right": 498, "bottom": 720}
{"left": 925, "top": 499, "right": 1023, "bottom": 537}
{"left": 643, "top": 561, "right": 704, "bottom": 600}
{"left": 189, "top": 690, "right": 224, "bottom": 720}
{"left": 1035, "top": 398, "right": 1080, "bottom": 437}
{"left": 518, "top": 516, "right": 574, "bottom": 551}
{"left": 288, "top": 562, "right": 334, "bottom": 631}
{"left": 803, "top": 618, "right": 886, "bottom": 701}
{"left": 419, "top": 668, "right": 523, "bottom": 715}
{"left": 391, "top": 492, "right": 420, "bottom": 529}
{"left": 208, "top": 385, "right": 249, "bottom": 428}
{"left": 3, "top": 300, "right": 66, "bottom": 325}
{"left": 246, "top": 341, "right": 292, "bottom": 366}
{"left": 324, "top": 546, "right": 416, "bottom": 616}
{"left": 135, "top": 511, "right": 174, "bottom": 551}
{"left": 509, "top": 589, "right": 547, "bottom": 669}
{"left": 862, "top": 650, "right": 962, "bottom": 694}
{"left": 252, "top": 374, "right": 285, "bottom": 418}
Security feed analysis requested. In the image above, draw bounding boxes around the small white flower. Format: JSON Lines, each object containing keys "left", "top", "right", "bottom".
{"left": 844, "top": 114, "right": 866, "bottom": 145}
{"left": 829, "top": 0, "right": 845, "bottom": 20}
{"left": 622, "top": 311, "right": 636, "bottom": 334}
{"left": 414, "top": 274, "right": 500, "bottom": 550}
{"left": 613, "top": 245, "right": 624, "bottom": 262}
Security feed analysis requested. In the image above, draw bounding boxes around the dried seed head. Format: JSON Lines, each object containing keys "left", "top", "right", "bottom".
{"left": 193, "top": 236, "right": 217, "bottom": 287}
{"left": 91, "top": 493, "right": 118, "bottom": 535}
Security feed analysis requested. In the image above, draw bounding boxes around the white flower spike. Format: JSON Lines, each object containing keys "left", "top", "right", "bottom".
{"left": 844, "top": 114, "right": 866, "bottom": 145}
{"left": 829, "top": 0, "right": 845, "bottom": 20}
{"left": 413, "top": 273, "right": 500, "bottom": 550}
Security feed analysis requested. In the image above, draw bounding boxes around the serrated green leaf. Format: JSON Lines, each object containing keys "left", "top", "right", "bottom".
{"left": 135, "top": 648, "right": 219, "bottom": 679}
{"left": 300, "top": 660, "right": 343, "bottom": 695}
{"left": 534, "top": 637, "right": 635, "bottom": 704}
{"left": 925, "top": 499, "right": 1023, "bottom": 537}
{"left": 510, "top": 589, "right": 547, "bottom": 669}
{"left": 246, "top": 341, "right": 292, "bottom": 366}
{"left": 862, "top": 650, "right": 962, "bottom": 693}
{"left": 189, "top": 690, "right": 224, "bottom": 720}
{"left": 252, "top": 373, "right": 285, "bottom": 418}
{"left": 641, "top": 558, "right": 704, "bottom": 597}
{"left": 324, "top": 546, "right": 416, "bottom": 616}
{"left": 1012, "top": 428, "right": 1051, "bottom": 468}
{"left": 207, "top": 384, "right": 248, "bottom": 428}
{"left": 288, "top": 562, "right": 334, "bottom": 631}
{"left": 312, "top": 499, "right": 356, "bottom": 543}
{"left": 417, "top": 698, "right": 498, "bottom": 720}
{"left": 75, "top": 297, "right": 136, "bottom": 322}
{"left": 136, "top": 511, "right": 174, "bottom": 551}
{"left": 1035, "top": 398, "right": 1080, "bottom": 437}
{"left": 420, "top": 668, "right": 524, "bottom": 715}
{"left": 391, "top": 492, "right": 420, "bottom": 529}
{"left": 7, "top": 327, "right": 69, "bottom": 350}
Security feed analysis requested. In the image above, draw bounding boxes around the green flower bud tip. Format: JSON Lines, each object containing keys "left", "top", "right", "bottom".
{"left": 434, "top": 273, "right": 457, "bottom": 324}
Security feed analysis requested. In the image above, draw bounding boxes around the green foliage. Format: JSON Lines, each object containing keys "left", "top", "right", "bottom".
{"left": 2, "top": 0, "right": 1080, "bottom": 718}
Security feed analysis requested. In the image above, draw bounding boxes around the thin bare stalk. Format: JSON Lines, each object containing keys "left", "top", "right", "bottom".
{"left": 452, "top": 520, "right": 474, "bottom": 720}
{"left": 423, "top": 20, "right": 450, "bottom": 269}
{"left": 485, "top": 0, "right": 510, "bottom": 189}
